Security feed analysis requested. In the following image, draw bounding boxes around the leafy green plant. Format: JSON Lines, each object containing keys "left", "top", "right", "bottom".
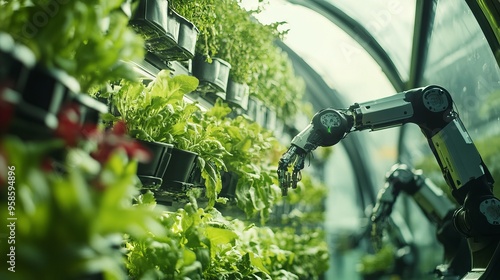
{"left": 184, "top": 105, "right": 233, "bottom": 207}
{"left": 250, "top": 47, "right": 306, "bottom": 120}
{"left": 171, "top": 0, "right": 274, "bottom": 63}
{"left": 102, "top": 70, "right": 199, "bottom": 143}
{"left": 277, "top": 173, "right": 328, "bottom": 226}
{"left": 170, "top": 0, "right": 219, "bottom": 60}
{"left": 0, "top": 0, "right": 145, "bottom": 93}
{"left": 126, "top": 192, "right": 206, "bottom": 280}
{"left": 103, "top": 71, "right": 233, "bottom": 207}
{"left": 170, "top": 0, "right": 304, "bottom": 120}
{"left": 210, "top": 0, "right": 286, "bottom": 86}
{"left": 126, "top": 192, "right": 329, "bottom": 280}
{"left": 225, "top": 118, "right": 283, "bottom": 221}
{"left": 357, "top": 244, "right": 395, "bottom": 276}
{"left": 0, "top": 136, "right": 165, "bottom": 280}
{"left": 195, "top": 99, "right": 283, "bottom": 220}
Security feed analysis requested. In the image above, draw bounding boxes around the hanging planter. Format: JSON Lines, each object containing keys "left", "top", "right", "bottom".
{"left": 18, "top": 66, "right": 79, "bottom": 126}
{"left": 136, "top": 140, "right": 174, "bottom": 188}
{"left": 149, "top": 147, "right": 202, "bottom": 208}
{"left": 129, "top": 0, "right": 177, "bottom": 57}
{"left": 192, "top": 55, "right": 231, "bottom": 98}
{"left": 154, "top": 8, "right": 199, "bottom": 62}
{"left": 176, "top": 13, "right": 199, "bottom": 60}
{"left": 226, "top": 79, "right": 249, "bottom": 110}
{"left": 130, "top": 1, "right": 198, "bottom": 63}
{"left": 99, "top": 69, "right": 201, "bottom": 191}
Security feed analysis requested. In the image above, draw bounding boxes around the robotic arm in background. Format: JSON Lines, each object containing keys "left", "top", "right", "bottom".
{"left": 277, "top": 85, "right": 500, "bottom": 279}
{"left": 371, "top": 163, "right": 470, "bottom": 278}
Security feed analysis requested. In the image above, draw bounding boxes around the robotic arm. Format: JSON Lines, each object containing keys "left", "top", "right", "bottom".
{"left": 372, "top": 163, "right": 470, "bottom": 278}
{"left": 278, "top": 85, "right": 500, "bottom": 278}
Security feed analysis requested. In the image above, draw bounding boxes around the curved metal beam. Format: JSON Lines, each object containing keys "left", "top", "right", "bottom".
{"left": 407, "top": 0, "right": 436, "bottom": 89}
{"left": 398, "top": 0, "right": 436, "bottom": 164}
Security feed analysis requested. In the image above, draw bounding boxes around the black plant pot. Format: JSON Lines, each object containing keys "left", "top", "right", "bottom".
{"left": 226, "top": 79, "right": 249, "bottom": 110}
{"left": 220, "top": 171, "right": 239, "bottom": 199}
{"left": 150, "top": 8, "right": 198, "bottom": 62}
{"left": 136, "top": 140, "right": 174, "bottom": 188}
{"left": 18, "top": 66, "right": 79, "bottom": 126}
{"left": 192, "top": 56, "right": 231, "bottom": 96}
{"left": 129, "top": 0, "right": 177, "bottom": 54}
{"left": 161, "top": 147, "right": 198, "bottom": 189}
{"left": 176, "top": 14, "right": 199, "bottom": 61}
{"left": 145, "top": 6, "right": 180, "bottom": 59}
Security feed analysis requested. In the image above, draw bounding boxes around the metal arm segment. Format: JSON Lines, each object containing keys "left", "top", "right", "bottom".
{"left": 279, "top": 85, "right": 493, "bottom": 203}
{"left": 350, "top": 86, "right": 493, "bottom": 205}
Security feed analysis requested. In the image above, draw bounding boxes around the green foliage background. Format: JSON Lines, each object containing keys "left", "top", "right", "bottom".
{"left": 0, "top": 0, "right": 330, "bottom": 279}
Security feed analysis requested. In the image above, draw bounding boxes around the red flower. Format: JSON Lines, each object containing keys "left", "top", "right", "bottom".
{"left": 54, "top": 103, "right": 82, "bottom": 147}
{"left": 112, "top": 119, "right": 127, "bottom": 135}
{"left": 56, "top": 105, "right": 151, "bottom": 165}
{"left": 55, "top": 103, "right": 100, "bottom": 147}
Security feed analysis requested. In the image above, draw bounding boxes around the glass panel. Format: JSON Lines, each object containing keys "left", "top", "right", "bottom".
{"left": 255, "top": 1, "right": 400, "bottom": 183}
{"left": 423, "top": 0, "right": 500, "bottom": 138}
{"left": 323, "top": 0, "right": 416, "bottom": 81}
{"left": 402, "top": 0, "right": 500, "bottom": 276}
{"left": 324, "top": 144, "right": 362, "bottom": 280}
{"left": 254, "top": 1, "right": 397, "bottom": 103}
{"left": 254, "top": 4, "right": 403, "bottom": 279}
{"left": 405, "top": 0, "right": 500, "bottom": 164}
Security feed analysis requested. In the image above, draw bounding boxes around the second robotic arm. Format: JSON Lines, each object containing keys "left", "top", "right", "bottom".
{"left": 371, "top": 163, "right": 470, "bottom": 278}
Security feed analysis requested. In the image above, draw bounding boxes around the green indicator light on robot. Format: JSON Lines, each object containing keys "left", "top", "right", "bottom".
{"left": 328, "top": 127, "right": 331, "bottom": 133}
